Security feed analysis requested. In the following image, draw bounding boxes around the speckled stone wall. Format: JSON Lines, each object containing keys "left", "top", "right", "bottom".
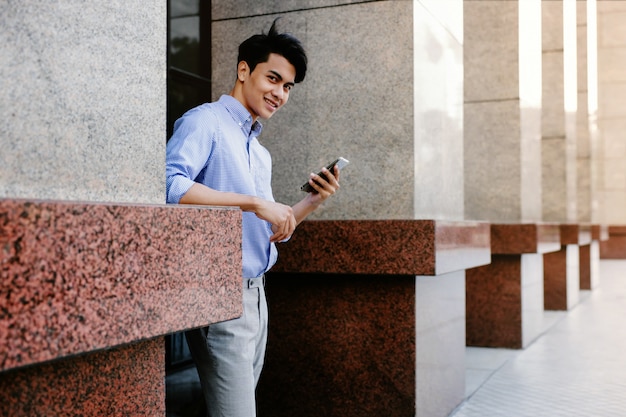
{"left": 0, "top": 338, "right": 166, "bottom": 416}
{"left": 464, "top": 0, "right": 542, "bottom": 222}
{"left": 211, "top": 0, "right": 464, "bottom": 221}
{"left": 0, "top": 199, "right": 243, "bottom": 416}
{"left": 542, "top": 0, "right": 578, "bottom": 223}
{"left": 0, "top": 1, "right": 166, "bottom": 204}
{"left": 597, "top": 1, "right": 626, "bottom": 225}
{"left": 0, "top": 200, "right": 242, "bottom": 372}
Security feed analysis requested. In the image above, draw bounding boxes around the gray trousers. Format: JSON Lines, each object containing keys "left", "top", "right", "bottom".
{"left": 185, "top": 276, "right": 268, "bottom": 417}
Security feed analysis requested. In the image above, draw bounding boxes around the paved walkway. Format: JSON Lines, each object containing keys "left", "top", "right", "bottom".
{"left": 451, "top": 260, "right": 626, "bottom": 417}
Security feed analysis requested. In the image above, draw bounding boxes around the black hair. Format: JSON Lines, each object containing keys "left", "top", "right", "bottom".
{"left": 237, "top": 18, "right": 308, "bottom": 83}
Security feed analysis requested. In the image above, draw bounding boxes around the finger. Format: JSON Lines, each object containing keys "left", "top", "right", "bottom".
{"left": 322, "top": 167, "right": 341, "bottom": 189}
{"left": 333, "top": 165, "right": 341, "bottom": 182}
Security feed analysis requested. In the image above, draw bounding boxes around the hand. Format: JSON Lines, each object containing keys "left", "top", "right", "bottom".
{"left": 306, "top": 165, "right": 341, "bottom": 205}
{"left": 254, "top": 199, "right": 297, "bottom": 242}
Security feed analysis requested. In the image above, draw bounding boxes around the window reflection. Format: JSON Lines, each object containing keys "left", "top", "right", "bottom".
{"left": 167, "top": 0, "right": 210, "bottom": 138}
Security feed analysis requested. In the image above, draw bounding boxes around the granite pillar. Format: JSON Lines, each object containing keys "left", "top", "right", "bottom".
{"left": 542, "top": 0, "right": 578, "bottom": 225}
{"left": 465, "top": 0, "right": 542, "bottom": 223}
{"left": 577, "top": 1, "right": 593, "bottom": 225}
{"left": 599, "top": 226, "right": 626, "bottom": 259}
{"left": 258, "top": 220, "right": 489, "bottom": 417}
{"left": 544, "top": 224, "right": 591, "bottom": 310}
{"left": 211, "top": 2, "right": 469, "bottom": 416}
{"left": 466, "top": 224, "right": 560, "bottom": 349}
{"left": 464, "top": 0, "right": 548, "bottom": 349}
{"left": 589, "top": 225, "right": 608, "bottom": 288}
{"left": 596, "top": 1, "right": 626, "bottom": 226}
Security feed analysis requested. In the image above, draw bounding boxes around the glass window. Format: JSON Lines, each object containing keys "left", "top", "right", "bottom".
{"left": 167, "top": 0, "right": 211, "bottom": 138}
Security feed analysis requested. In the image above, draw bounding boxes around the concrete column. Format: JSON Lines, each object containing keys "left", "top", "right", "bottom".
{"left": 0, "top": 1, "right": 166, "bottom": 204}
{"left": 597, "top": 1, "right": 626, "bottom": 225}
{"left": 542, "top": 0, "right": 578, "bottom": 223}
{"left": 576, "top": 1, "right": 601, "bottom": 290}
{"left": 541, "top": 0, "right": 583, "bottom": 311}
{"left": 577, "top": 1, "right": 592, "bottom": 223}
{"left": 464, "top": 0, "right": 549, "bottom": 349}
{"left": 465, "top": 0, "right": 542, "bottom": 223}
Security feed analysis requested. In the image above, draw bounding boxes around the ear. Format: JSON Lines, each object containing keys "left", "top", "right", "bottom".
{"left": 237, "top": 61, "right": 249, "bottom": 82}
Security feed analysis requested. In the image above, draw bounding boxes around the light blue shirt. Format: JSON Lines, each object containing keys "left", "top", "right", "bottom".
{"left": 166, "top": 95, "right": 278, "bottom": 279}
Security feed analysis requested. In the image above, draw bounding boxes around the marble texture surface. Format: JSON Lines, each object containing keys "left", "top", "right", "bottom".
{"left": 0, "top": 338, "right": 165, "bottom": 416}
{"left": 271, "top": 220, "right": 490, "bottom": 276}
{"left": 0, "top": 199, "right": 242, "bottom": 372}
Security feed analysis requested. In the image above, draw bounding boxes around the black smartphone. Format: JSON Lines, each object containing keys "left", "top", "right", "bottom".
{"left": 300, "top": 157, "right": 350, "bottom": 193}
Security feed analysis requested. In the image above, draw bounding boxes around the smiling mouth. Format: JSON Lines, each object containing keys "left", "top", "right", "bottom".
{"left": 265, "top": 98, "right": 279, "bottom": 109}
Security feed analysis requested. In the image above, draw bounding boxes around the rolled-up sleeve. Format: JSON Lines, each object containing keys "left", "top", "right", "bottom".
{"left": 165, "top": 108, "right": 216, "bottom": 204}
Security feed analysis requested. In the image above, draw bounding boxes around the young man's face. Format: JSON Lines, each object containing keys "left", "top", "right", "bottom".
{"left": 239, "top": 53, "right": 296, "bottom": 121}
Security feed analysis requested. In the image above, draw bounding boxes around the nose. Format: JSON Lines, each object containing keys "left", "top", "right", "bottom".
{"left": 272, "top": 84, "right": 284, "bottom": 101}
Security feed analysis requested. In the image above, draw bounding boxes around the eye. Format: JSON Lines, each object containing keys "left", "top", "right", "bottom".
{"left": 284, "top": 84, "right": 292, "bottom": 92}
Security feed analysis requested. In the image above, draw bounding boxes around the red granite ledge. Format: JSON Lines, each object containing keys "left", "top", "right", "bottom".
{"left": 490, "top": 223, "right": 560, "bottom": 254}
{"left": 607, "top": 225, "right": 626, "bottom": 236}
{"left": 272, "top": 220, "right": 490, "bottom": 276}
{"left": 559, "top": 224, "right": 592, "bottom": 245}
{"left": 0, "top": 199, "right": 243, "bottom": 372}
{"left": 591, "top": 225, "right": 609, "bottom": 241}
{"left": 577, "top": 224, "right": 592, "bottom": 245}
{"left": 0, "top": 337, "right": 165, "bottom": 416}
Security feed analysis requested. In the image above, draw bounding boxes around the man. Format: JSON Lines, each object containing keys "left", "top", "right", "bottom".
{"left": 165, "top": 19, "right": 342, "bottom": 417}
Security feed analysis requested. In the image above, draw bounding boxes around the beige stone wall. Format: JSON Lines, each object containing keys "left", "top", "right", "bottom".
{"left": 211, "top": 0, "right": 464, "bottom": 221}
{"left": 0, "top": 1, "right": 166, "bottom": 204}
{"left": 541, "top": 0, "right": 578, "bottom": 223}
{"left": 597, "top": 0, "right": 626, "bottom": 224}
{"left": 464, "top": 0, "right": 543, "bottom": 222}
{"left": 577, "top": 1, "right": 592, "bottom": 223}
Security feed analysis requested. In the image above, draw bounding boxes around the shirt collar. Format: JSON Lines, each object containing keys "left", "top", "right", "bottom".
{"left": 219, "top": 95, "right": 263, "bottom": 138}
